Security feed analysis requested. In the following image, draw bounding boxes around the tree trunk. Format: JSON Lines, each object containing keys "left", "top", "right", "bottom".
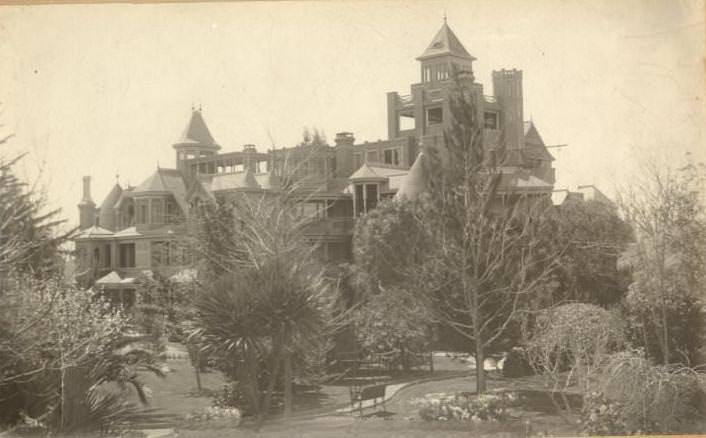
{"left": 283, "top": 352, "right": 293, "bottom": 417}
{"left": 475, "top": 339, "right": 486, "bottom": 394}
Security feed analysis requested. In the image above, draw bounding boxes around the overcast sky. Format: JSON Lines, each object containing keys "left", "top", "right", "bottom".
{"left": 1, "top": 0, "right": 704, "bottom": 229}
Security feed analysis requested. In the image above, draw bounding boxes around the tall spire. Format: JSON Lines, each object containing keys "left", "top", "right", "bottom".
{"left": 174, "top": 107, "right": 219, "bottom": 148}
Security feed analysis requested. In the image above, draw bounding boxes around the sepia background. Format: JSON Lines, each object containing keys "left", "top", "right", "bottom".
{"left": 0, "top": 0, "right": 704, "bottom": 230}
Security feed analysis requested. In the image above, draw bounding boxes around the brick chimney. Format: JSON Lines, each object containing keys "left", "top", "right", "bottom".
{"left": 334, "top": 132, "right": 355, "bottom": 178}
{"left": 78, "top": 176, "right": 96, "bottom": 230}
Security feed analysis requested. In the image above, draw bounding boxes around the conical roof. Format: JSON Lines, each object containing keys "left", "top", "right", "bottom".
{"left": 98, "top": 183, "right": 123, "bottom": 231}
{"left": 417, "top": 21, "right": 475, "bottom": 61}
{"left": 174, "top": 109, "right": 219, "bottom": 148}
{"left": 394, "top": 151, "right": 429, "bottom": 201}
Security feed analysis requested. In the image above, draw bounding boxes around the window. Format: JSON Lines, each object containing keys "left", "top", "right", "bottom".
{"left": 383, "top": 149, "right": 400, "bottom": 165}
{"left": 166, "top": 200, "right": 178, "bottom": 224}
{"left": 437, "top": 63, "right": 449, "bottom": 81}
{"left": 366, "top": 150, "right": 378, "bottom": 163}
{"left": 354, "top": 184, "right": 365, "bottom": 216}
{"left": 427, "top": 107, "right": 443, "bottom": 126}
{"left": 365, "top": 184, "right": 378, "bottom": 211}
{"left": 103, "top": 244, "right": 111, "bottom": 268}
{"left": 151, "top": 199, "right": 164, "bottom": 224}
{"left": 300, "top": 201, "right": 326, "bottom": 219}
{"left": 119, "top": 243, "right": 136, "bottom": 268}
{"left": 136, "top": 201, "right": 148, "bottom": 224}
{"left": 484, "top": 111, "right": 499, "bottom": 130}
{"left": 423, "top": 66, "right": 432, "bottom": 83}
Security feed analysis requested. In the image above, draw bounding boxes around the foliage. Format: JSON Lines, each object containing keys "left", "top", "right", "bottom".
{"left": 298, "top": 127, "right": 328, "bottom": 147}
{"left": 411, "top": 391, "right": 518, "bottom": 422}
{"left": 352, "top": 198, "right": 431, "bottom": 294}
{"left": 403, "top": 78, "right": 560, "bottom": 393}
{"left": 583, "top": 349, "right": 703, "bottom": 435}
{"left": 191, "top": 190, "right": 349, "bottom": 423}
{"left": 549, "top": 199, "right": 633, "bottom": 307}
{"left": 618, "top": 161, "right": 706, "bottom": 365}
{"left": 0, "top": 146, "right": 73, "bottom": 280}
{"left": 351, "top": 286, "right": 432, "bottom": 356}
{"left": 580, "top": 391, "right": 634, "bottom": 436}
{"left": 185, "top": 405, "right": 242, "bottom": 426}
{"left": 526, "top": 303, "right": 625, "bottom": 394}
{"left": 501, "top": 347, "right": 534, "bottom": 378}
{"left": 0, "top": 276, "right": 164, "bottom": 431}
{"left": 133, "top": 272, "right": 192, "bottom": 347}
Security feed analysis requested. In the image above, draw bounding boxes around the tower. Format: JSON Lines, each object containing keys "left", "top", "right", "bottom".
{"left": 173, "top": 107, "right": 221, "bottom": 171}
{"left": 416, "top": 17, "right": 476, "bottom": 84}
{"left": 387, "top": 19, "right": 477, "bottom": 142}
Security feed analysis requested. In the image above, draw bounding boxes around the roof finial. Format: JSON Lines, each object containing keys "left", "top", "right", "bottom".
{"left": 191, "top": 102, "right": 195, "bottom": 111}
{"left": 199, "top": 102, "right": 202, "bottom": 112}
{"left": 157, "top": 160, "right": 160, "bottom": 169}
{"left": 116, "top": 172, "right": 120, "bottom": 185}
{"left": 443, "top": 11, "right": 447, "bottom": 24}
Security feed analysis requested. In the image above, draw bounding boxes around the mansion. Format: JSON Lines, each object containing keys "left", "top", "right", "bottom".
{"left": 74, "top": 20, "right": 557, "bottom": 296}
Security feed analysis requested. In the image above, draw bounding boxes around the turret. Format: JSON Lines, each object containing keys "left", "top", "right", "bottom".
{"left": 173, "top": 107, "right": 221, "bottom": 172}
{"left": 78, "top": 176, "right": 96, "bottom": 230}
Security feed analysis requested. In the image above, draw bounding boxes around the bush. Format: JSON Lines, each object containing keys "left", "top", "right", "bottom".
{"left": 212, "top": 382, "right": 249, "bottom": 412}
{"left": 411, "top": 391, "right": 517, "bottom": 422}
{"left": 586, "top": 350, "right": 703, "bottom": 435}
{"left": 502, "top": 347, "right": 534, "bottom": 378}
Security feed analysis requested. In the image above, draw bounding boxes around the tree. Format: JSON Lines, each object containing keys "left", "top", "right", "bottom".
{"left": 618, "top": 161, "right": 706, "bottom": 365}
{"left": 191, "top": 189, "right": 347, "bottom": 424}
{"left": 549, "top": 198, "right": 633, "bottom": 307}
{"left": 405, "top": 79, "right": 560, "bottom": 393}
{"left": 0, "top": 276, "right": 164, "bottom": 432}
{"left": 0, "top": 146, "right": 73, "bottom": 281}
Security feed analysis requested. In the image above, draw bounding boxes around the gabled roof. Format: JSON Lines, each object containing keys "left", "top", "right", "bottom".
{"left": 75, "top": 225, "right": 114, "bottom": 239}
{"left": 417, "top": 21, "right": 475, "bottom": 61}
{"left": 349, "top": 163, "right": 391, "bottom": 181}
{"left": 174, "top": 109, "right": 220, "bottom": 149}
{"left": 395, "top": 151, "right": 429, "bottom": 201}
{"left": 133, "top": 168, "right": 189, "bottom": 212}
{"left": 113, "top": 226, "right": 141, "bottom": 238}
{"left": 210, "top": 168, "right": 261, "bottom": 192}
{"left": 96, "top": 271, "right": 122, "bottom": 286}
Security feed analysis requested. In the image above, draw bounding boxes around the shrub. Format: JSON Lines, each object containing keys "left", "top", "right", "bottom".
{"left": 502, "top": 347, "right": 534, "bottom": 378}
{"left": 411, "top": 391, "right": 517, "bottom": 422}
{"left": 586, "top": 350, "right": 703, "bottom": 435}
{"left": 212, "top": 382, "right": 249, "bottom": 412}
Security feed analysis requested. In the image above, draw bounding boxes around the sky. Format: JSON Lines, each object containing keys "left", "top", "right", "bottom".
{"left": 0, "top": 0, "right": 704, "bottom": 230}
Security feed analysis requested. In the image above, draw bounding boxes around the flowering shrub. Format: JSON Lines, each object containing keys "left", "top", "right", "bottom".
{"left": 411, "top": 391, "right": 518, "bottom": 422}
{"left": 580, "top": 391, "right": 636, "bottom": 436}
{"left": 184, "top": 406, "right": 241, "bottom": 425}
{"left": 212, "top": 382, "right": 247, "bottom": 410}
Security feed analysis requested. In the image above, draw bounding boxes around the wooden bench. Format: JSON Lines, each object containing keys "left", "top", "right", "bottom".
{"left": 349, "top": 383, "right": 386, "bottom": 417}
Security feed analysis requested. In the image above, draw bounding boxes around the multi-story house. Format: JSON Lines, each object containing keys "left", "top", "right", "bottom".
{"left": 74, "top": 19, "right": 555, "bottom": 303}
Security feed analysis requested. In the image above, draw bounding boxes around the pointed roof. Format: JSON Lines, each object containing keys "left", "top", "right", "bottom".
{"left": 96, "top": 270, "right": 123, "bottom": 286}
{"left": 417, "top": 21, "right": 475, "bottom": 61}
{"left": 174, "top": 109, "right": 220, "bottom": 149}
{"left": 98, "top": 184, "right": 123, "bottom": 231}
{"left": 394, "top": 151, "right": 429, "bottom": 201}
{"left": 133, "top": 168, "right": 189, "bottom": 212}
{"left": 349, "top": 163, "right": 388, "bottom": 181}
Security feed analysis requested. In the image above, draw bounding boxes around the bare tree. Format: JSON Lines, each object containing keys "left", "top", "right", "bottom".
{"left": 407, "top": 79, "right": 561, "bottom": 393}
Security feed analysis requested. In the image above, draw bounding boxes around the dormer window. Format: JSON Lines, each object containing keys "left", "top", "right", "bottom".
{"left": 484, "top": 111, "right": 499, "bottom": 130}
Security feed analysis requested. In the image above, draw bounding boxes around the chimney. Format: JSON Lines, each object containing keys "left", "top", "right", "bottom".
{"left": 492, "top": 69, "right": 524, "bottom": 152}
{"left": 78, "top": 176, "right": 96, "bottom": 230}
{"left": 81, "top": 176, "right": 93, "bottom": 203}
{"left": 334, "top": 132, "right": 355, "bottom": 178}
